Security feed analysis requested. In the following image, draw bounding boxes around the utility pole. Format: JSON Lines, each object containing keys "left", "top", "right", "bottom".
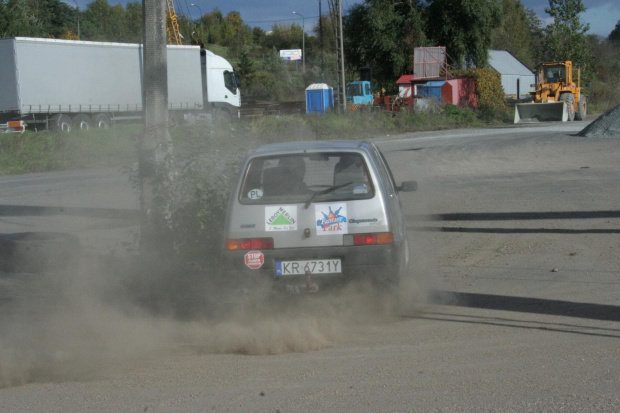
{"left": 292, "top": 11, "right": 305, "bottom": 73}
{"left": 319, "top": 0, "right": 323, "bottom": 73}
{"left": 73, "top": 0, "right": 80, "bottom": 39}
{"left": 328, "top": 0, "right": 346, "bottom": 112}
{"left": 336, "top": 0, "right": 346, "bottom": 112}
{"left": 140, "top": 0, "right": 174, "bottom": 255}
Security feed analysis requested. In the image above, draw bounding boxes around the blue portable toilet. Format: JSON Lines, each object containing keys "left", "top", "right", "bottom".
{"left": 306, "top": 83, "right": 334, "bottom": 115}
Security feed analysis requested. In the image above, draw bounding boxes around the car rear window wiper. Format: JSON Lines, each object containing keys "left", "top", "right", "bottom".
{"left": 304, "top": 181, "right": 353, "bottom": 209}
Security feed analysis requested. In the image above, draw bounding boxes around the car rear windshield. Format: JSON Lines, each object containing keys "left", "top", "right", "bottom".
{"left": 239, "top": 152, "right": 375, "bottom": 205}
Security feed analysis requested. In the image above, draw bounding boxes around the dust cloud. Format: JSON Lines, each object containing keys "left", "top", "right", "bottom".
{"left": 0, "top": 125, "right": 443, "bottom": 388}
{"left": 0, "top": 244, "right": 436, "bottom": 388}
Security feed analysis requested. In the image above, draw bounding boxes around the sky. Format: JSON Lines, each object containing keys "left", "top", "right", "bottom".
{"left": 71, "top": 1, "right": 618, "bottom": 38}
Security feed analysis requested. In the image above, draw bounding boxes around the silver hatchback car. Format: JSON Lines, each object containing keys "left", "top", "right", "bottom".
{"left": 222, "top": 140, "right": 416, "bottom": 293}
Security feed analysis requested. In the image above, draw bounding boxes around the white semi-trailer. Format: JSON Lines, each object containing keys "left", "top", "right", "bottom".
{"left": 0, "top": 37, "right": 240, "bottom": 132}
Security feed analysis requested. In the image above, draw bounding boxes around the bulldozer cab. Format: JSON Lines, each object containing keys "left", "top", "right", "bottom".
{"left": 543, "top": 65, "right": 566, "bottom": 84}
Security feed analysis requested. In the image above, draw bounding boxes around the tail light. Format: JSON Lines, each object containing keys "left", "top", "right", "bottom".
{"left": 225, "top": 237, "right": 274, "bottom": 251}
{"left": 2, "top": 121, "right": 26, "bottom": 133}
{"left": 346, "top": 232, "right": 394, "bottom": 246}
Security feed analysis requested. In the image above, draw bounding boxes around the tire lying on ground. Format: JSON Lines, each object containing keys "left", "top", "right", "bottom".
{"left": 0, "top": 232, "right": 81, "bottom": 273}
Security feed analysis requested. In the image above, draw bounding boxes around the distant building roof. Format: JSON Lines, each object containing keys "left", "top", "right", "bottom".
{"left": 488, "top": 50, "right": 533, "bottom": 76}
{"left": 396, "top": 75, "right": 415, "bottom": 84}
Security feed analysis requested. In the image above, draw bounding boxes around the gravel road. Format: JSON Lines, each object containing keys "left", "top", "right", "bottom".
{"left": 0, "top": 122, "right": 618, "bottom": 412}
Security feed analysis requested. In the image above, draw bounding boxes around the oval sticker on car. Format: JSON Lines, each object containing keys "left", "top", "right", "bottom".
{"left": 247, "top": 188, "right": 264, "bottom": 199}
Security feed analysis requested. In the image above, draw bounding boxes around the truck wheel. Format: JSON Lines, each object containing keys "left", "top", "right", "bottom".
{"left": 576, "top": 95, "right": 587, "bottom": 121}
{"left": 560, "top": 93, "right": 575, "bottom": 121}
{"left": 214, "top": 110, "right": 233, "bottom": 126}
{"left": 93, "top": 113, "right": 112, "bottom": 129}
{"left": 72, "top": 114, "right": 92, "bottom": 131}
{"left": 50, "top": 114, "right": 72, "bottom": 132}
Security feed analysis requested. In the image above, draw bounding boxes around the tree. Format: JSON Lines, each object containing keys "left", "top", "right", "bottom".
{"left": 201, "top": 8, "right": 223, "bottom": 45}
{"left": 543, "top": 0, "right": 592, "bottom": 83}
{"left": 492, "top": 0, "right": 533, "bottom": 67}
{"left": 252, "top": 27, "right": 266, "bottom": 46}
{"left": 313, "top": 14, "right": 337, "bottom": 54}
{"left": 35, "top": 0, "right": 75, "bottom": 38}
{"left": 588, "top": 33, "right": 620, "bottom": 106}
{"left": 526, "top": 7, "right": 546, "bottom": 64}
{"left": 124, "top": 1, "right": 143, "bottom": 43}
{"left": 237, "top": 46, "right": 254, "bottom": 88}
{"left": 107, "top": 4, "right": 128, "bottom": 42}
{"left": 609, "top": 19, "right": 620, "bottom": 45}
{"left": 1, "top": 0, "right": 44, "bottom": 37}
{"left": 222, "top": 11, "right": 253, "bottom": 54}
{"left": 261, "top": 23, "right": 302, "bottom": 52}
{"left": 82, "top": 0, "right": 113, "bottom": 40}
{"left": 343, "top": 0, "right": 426, "bottom": 93}
{"left": 425, "top": 0, "right": 502, "bottom": 69}
{"left": 245, "top": 48, "right": 304, "bottom": 101}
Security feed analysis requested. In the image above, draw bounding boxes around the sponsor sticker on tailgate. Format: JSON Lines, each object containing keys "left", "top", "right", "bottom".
{"left": 315, "top": 204, "right": 348, "bottom": 235}
{"left": 265, "top": 205, "right": 297, "bottom": 231}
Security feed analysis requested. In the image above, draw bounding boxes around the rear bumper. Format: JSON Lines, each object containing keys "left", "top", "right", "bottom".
{"left": 221, "top": 244, "right": 402, "bottom": 290}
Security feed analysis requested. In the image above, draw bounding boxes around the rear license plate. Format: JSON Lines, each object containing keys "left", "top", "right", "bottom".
{"left": 276, "top": 259, "right": 342, "bottom": 276}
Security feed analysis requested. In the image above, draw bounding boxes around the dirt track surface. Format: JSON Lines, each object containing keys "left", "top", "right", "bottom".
{"left": 1, "top": 122, "right": 619, "bottom": 412}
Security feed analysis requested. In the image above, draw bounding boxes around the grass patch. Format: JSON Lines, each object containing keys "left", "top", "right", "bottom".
{"left": 1, "top": 107, "right": 512, "bottom": 176}
{"left": 0, "top": 127, "right": 138, "bottom": 175}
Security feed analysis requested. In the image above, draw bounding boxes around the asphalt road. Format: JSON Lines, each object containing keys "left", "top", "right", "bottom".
{"left": 0, "top": 122, "right": 619, "bottom": 412}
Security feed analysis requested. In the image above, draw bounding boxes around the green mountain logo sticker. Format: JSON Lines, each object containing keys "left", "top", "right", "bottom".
{"left": 270, "top": 214, "right": 293, "bottom": 226}
{"left": 265, "top": 206, "right": 297, "bottom": 231}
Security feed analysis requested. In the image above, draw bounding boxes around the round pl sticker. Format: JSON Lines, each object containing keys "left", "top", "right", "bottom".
{"left": 248, "top": 188, "right": 264, "bottom": 199}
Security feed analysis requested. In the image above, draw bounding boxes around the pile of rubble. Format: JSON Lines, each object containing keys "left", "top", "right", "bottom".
{"left": 578, "top": 104, "right": 620, "bottom": 138}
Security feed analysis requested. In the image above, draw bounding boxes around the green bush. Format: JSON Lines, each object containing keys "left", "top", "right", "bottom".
{"left": 0, "top": 133, "right": 63, "bottom": 174}
{"left": 442, "top": 104, "right": 476, "bottom": 124}
{"left": 476, "top": 104, "right": 512, "bottom": 122}
{"left": 167, "top": 153, "right": 242, "bottom": 263}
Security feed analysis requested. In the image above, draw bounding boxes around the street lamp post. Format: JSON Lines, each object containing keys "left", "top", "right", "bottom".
{"left": 190, "top": 3, "right": 204, "bottom": 44}
{"left": 190, "top": 3, "right": 203, "bottom": 18}
{"left": 292, "top": 11, "right": 305, "bottom": 73}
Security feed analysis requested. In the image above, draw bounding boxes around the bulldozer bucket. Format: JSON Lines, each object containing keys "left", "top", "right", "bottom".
{"left": 514, "top": 102, "right": 567, "bottom": 123}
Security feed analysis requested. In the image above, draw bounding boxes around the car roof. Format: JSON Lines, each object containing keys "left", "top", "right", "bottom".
{"left": 245, "top": 140, "right": 376, "bottom": 158}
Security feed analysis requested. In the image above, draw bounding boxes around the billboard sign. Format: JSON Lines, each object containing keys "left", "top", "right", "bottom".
{"left": 280, "top": 49, "right": 302, "bottom": 61}
{"left": 414, "top": 47, "right": 447, "bottom": 79}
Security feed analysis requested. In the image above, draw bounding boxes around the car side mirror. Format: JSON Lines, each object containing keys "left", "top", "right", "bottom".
{"left": 398, "top": 180, "right": 417, "bottom": 192}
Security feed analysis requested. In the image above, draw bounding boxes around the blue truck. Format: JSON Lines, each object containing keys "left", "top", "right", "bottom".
{"left": 345, "top": 80, "right": 374, "bottom": 105}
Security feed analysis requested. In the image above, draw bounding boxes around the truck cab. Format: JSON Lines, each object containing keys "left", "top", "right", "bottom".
{"left": 346, "top": 81, "right": 374, "bottom": 105}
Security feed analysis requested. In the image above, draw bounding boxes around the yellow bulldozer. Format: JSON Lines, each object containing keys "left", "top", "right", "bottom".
{"left": 514, "top": 61, "right": 587, "bottom": 123}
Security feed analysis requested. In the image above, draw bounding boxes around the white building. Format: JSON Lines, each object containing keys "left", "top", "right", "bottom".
{"left": 488, "top": 50, "right": 535, "bottom": 99}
